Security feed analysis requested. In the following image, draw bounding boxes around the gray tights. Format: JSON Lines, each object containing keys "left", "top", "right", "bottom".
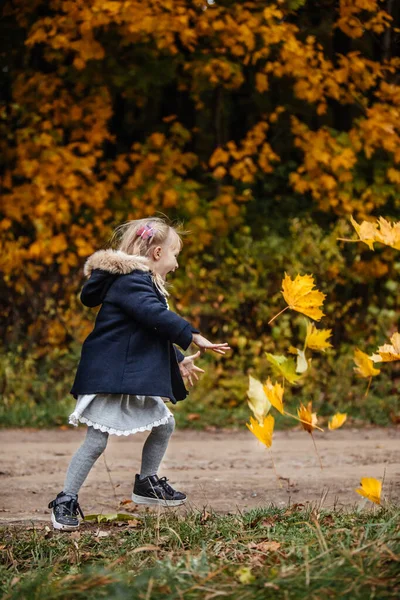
{"left": 63, "top": 417, "right": 175, "bottom": 496}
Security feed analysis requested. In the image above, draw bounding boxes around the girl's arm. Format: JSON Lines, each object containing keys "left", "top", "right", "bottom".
{"left": 109, "top": 273, "right": 198, "bottom": 350}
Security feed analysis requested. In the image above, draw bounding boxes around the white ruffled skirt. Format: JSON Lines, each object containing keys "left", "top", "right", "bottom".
{"left": 69, "top": 393, "right": 173, "bottom": 437}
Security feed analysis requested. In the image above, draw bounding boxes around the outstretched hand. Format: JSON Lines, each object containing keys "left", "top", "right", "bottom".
{"left": 179, "top": 351, "right": 205, "bottom": 387}
{"left": 192, "top": 333, "right": 231, "bottom": 355}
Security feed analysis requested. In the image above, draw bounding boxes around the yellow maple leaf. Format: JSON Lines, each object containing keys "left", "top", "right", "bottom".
{"left": 304, "top": 321, "right": 332, "bottom": 352}
{"left": 263, "top": 377, "right": 284, "bottom": 415}
{"left": 246, "top": 414, "right": 274, "bottom": 448}
{"left": 297, "top": 401, "right": 319, "bottom": 433}
{"left": 376, "top": 217, "right": 400, "bottom": 251}
{"left": 355, "top": 477, "right": 382, "bottom": 505}
{"left": 247, "top": 375, "right": 271, "bottom": 423}
{"left": 353, "top": 348, "right": 381, "bottom": 377}
{"left": 269, "top": 273, "right": 326, "bottom": 324}
{"left": 370, "top": 332, "right": 400, "bottom": 363}
{"left": 349, "top": 215, "right": 380, "bottom": 250}
{"left": 328, "top": 412, "right": 347, "bottom": 430}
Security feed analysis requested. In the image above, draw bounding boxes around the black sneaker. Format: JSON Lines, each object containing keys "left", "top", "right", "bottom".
{"left": 48, "top": 491, "right": 84, "bottom": 531}
{"left": 132, "top": 474, "right": 187, "bottom": 507}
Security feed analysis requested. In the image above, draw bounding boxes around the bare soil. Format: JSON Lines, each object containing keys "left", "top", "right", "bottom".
{"left": 0, "top": 427, "right": 399, "bottom": 524}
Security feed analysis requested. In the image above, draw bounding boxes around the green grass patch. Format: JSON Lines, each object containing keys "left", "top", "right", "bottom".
{"left": 1, "top": 505, "right": 399, "bottom": 599}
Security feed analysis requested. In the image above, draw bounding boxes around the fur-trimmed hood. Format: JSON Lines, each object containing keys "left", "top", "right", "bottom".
{"left": 81, "top": 249, "right": 168, "bottom": 307}
{"left": 83, "top": 250, "right": 151, "bottom": 278}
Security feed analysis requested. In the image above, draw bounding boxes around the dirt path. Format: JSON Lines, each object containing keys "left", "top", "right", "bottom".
{"left": 0, "top": 427, "right": 399, "bottom": 524}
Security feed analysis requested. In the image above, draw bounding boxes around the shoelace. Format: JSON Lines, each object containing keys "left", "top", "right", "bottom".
{"left": 158, "top": 477, "right": 175, "bottom": 496}
{"left": 50, "top": 495, "right": 84, "bottom": 519}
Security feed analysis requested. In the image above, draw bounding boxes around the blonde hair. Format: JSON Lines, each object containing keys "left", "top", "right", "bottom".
{"left": 108, "top": 216, "right": 183, "bottom": 295}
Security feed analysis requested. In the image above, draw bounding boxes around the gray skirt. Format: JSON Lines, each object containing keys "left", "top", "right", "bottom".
{"left": 69, "top": 393, "right": 173, "bottom": 437}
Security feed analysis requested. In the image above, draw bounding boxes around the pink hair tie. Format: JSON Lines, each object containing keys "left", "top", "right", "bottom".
{"left": 137, "top": 223, "right": 155, "bottom": 241}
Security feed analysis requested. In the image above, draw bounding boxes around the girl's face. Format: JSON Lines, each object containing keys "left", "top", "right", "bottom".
{"left": 150, "top": 230, "right": 180, "bottom": 280}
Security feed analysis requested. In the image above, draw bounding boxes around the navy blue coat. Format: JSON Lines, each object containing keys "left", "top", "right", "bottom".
{"left": 70, "top": 250, "right": 198, "bottom": 403}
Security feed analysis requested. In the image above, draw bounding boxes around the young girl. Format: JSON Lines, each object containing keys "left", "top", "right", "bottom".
{"left": 48, "top": 217, "right": 230, "bottom": 530}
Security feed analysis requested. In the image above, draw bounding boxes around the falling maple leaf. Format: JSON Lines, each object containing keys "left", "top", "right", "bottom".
{"left": 298, "top": 401, "right": 319, "bottom": 433}
{"left": 297, "top": 401, "right": 323, "bottom": 469}
{"left": 268, "top": 273, "right": 326, "bottom": 324}
{"left": 370, "top": 332, "right": 400, "bottom": 363}
{"left": 328, "top": 412, "right": 347, "bottom": 430}
{"left": 289, "top": 345, "right": 309, "bottom": 374}
{"left": 355, "top": 477, "right": 382, "bottom": 505}
{"left": 349, "top": 215, "right": 380, "bottom": 250}
{"left": 338, "top": 216, "right": 400, "bottom": 251}
{"left": 304, "top": 321, "right": 332, "bottom": 352}
{"left": 246, "top": 414, "right": 274, "bottom": 448}
{"left": 354, "top": 348, "right": 381, "bottom": 377}
{"left": 263, "top": 377, "right": 284, "bottom": 414}
{"left": 376, "top": 217, "right": 400, "bottom": 251}
{"left": 265, "top": 353, "right": 301, "bottom": 384}
{"left": 247, "top": 375, "right": 271, "bottom": 423}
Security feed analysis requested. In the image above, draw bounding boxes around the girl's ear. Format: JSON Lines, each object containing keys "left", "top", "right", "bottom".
{"left": 152, "top": 245, "right": 162, "bottom": 261}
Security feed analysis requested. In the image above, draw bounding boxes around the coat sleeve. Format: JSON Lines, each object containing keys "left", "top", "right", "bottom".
{"left": 174, "top": 346, "right": 185, "bottom": 363}
{"left": 110, "top": 273, "right": 195, "bottom": 350}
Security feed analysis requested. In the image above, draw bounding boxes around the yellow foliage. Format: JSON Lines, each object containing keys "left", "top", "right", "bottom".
{"left": 281, "top": 273, "right": 326, "bottom": 321}
{"left": 328, "top": 412, "right": 347, "bottom": 430}
{"left": 304, "top": 321, "right": 332, "bottom": 352}
{"left": 370, "top": 332, "right": 400, "bottom": 363}
{"left": 353, "top": 348, "right": 381, "bottom": 378}
{"left": 246, "top": 414, "right": 275, "bottom": 448}
{"left": 263, "top": 378, "right": 284, "bottom": 415}
{"left": 297, "top": 401, "right": 320, "bottom": 433}
{"left": 355, "top": 477, "right": 382, "bottom": 505}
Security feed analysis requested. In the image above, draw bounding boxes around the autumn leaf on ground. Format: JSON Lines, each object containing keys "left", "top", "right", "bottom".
{"left": 247, "top": 375, "right": 271, "bottom": 423}
{"left": 235, "top": 567, "right": 255, "bottom": 584}
{"left": 376, "top": 217, "right": 400, "bottom": 251}
{"left": 304, "top": 321, "right": 332, "bottom": 352}
{"left": 337, "top": 216, "right": 379, "bottom": 250}
{"left": 269, "top": 273, "right": 326, "bottom": 324}
{"left": 370, "top": 332, "right": 400, "bottom": 363}
{"left": 355, "top": 477, "right": 382, "bottom": 505}
{"left": 246, "top": 414, "right": 274, "bottom": 448}
{"left": 263, "top": 377, "right": 284, "bottom": 414}
{"left": 265, "top": 353, "right": 301, "bottom": 384}
{"left": 328, "top": 412, "right": 347, "bottom": 430}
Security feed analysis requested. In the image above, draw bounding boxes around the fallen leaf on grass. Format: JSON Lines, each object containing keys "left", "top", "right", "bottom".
{"left": 95, "top": 530, "right": 111, "bottom": 538}
{"left": 235, "top": 566, "right": 255, "bottom": 584}
{"left": 131, "top": 544, "right": 159, "bottom": 554}
{"left": 355, "top": 477, "right": 382, "bottom": 505}
{"left": 248, "top": 540, "right": 281, "bottom": 553}
{"left": 84, "top": 513, "right": 135, "bottom": 523}
{"left": 127, "top": 519, "right": 142, "bottom": 528}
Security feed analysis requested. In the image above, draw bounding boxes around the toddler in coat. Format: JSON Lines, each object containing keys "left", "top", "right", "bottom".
{"left": 48, "top": 217, "right": 230, "bottom": 530}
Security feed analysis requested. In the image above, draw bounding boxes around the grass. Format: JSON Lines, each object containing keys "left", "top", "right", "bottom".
{"left": 1, "top": 504, "right": 399, "bottom": 599}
